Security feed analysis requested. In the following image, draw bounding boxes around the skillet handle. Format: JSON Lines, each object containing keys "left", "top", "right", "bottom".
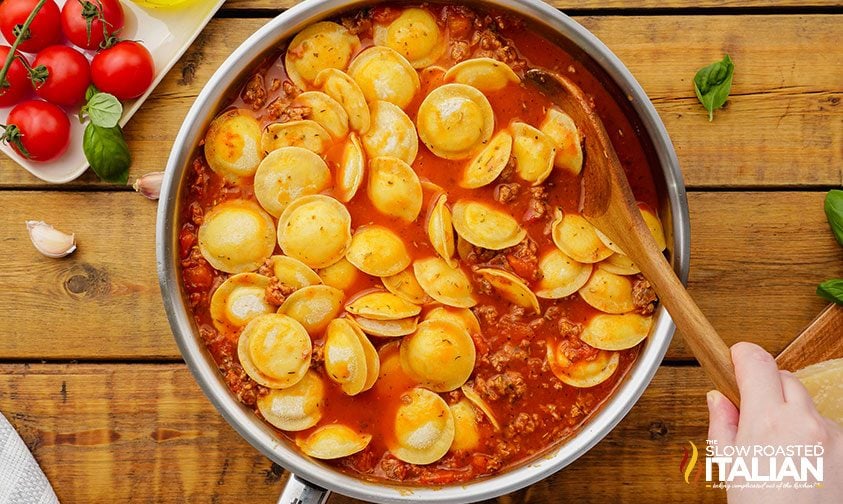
{"left": 277, "top": 474, "right": 330, "bottom": 504}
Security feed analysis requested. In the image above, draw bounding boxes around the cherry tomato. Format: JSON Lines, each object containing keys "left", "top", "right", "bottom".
{"left": 61, "top": 0, "right": 125, "bottom": 50}
{"left": 91, "top": 41, "right": 155, "bottom": 100}
{"left": 0, "top": 0, "right": 61, "bottom": 54}
{"left": 5, "top": 100, "right": 70, "bottom": 161}
{"left": 0, "top": 46, "right": 30, "bottom": 107}
{"left": 31, "top": 45, "right": 92, "bottom": 107}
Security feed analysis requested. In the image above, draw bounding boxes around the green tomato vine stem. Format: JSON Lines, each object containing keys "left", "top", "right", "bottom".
{"left": 0, "top": 0, "right": 48, "bottom": 95}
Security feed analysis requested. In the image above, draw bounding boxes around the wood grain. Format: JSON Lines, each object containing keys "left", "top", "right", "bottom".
{"left": 0, "top": 191, "right": 839, "bottom": 361}
{"left": 0, "top": 363, "right": 721, "bottom": 503}
{"left": 1, "top": 15, "right": 840, "bottom": 188}
{"left": 776, "top": 303, "right": 843, "bottom": 371}
{"left": 221, "top": 0, "right": 843, "bottom": 11}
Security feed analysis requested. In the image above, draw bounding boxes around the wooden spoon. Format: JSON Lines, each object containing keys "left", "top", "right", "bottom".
{"left": 526, "top": 68, "right": 741, "bottom": 405}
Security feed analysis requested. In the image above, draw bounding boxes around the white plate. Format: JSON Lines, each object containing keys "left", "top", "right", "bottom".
{"left": 0, "top": 0, "right": 225, "bottom": 184}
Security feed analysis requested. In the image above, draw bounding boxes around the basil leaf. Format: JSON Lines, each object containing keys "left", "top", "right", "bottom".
{"left": 83, "top": 123, "right": 131, "bottom": 184}
{"left": 85, "top": 84, "right": 99, "bottom": 102}
{"left": 817, "top": 279, "right": 843, "bottom": 305}
{"left": 825, "top": 189, "right": 843, "bottom": 247}
{"left": 85, "top": 92, "right": 123, "bottom": 128}
{"left": 694, "top": 54, "right": 734, "bottom": 122}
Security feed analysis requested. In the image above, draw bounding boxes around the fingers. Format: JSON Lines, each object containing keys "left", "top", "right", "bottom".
{"left": 707, "top": 389, "right": 739, "bottom": 446}
{"left": 779, "top": 370, "right": 816, "bottom": 410}
{"left": 731, "top": 342, "right": 784, "bottom": 414}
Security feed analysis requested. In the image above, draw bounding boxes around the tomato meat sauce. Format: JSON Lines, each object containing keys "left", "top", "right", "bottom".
{"left": 178, "top": 3, "right": 661, "bottom": 486}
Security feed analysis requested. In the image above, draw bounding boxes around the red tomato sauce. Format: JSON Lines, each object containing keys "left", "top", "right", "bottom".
{"left": 178, "top": 3, "right": 658, "bottom": 485}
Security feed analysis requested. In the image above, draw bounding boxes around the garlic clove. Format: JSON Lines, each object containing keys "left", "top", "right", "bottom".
{"left": 132, "top": 171, "right": 164, "bottom": 200}
{"left": 26, "top": 221, "right": 77, "bottom": 258}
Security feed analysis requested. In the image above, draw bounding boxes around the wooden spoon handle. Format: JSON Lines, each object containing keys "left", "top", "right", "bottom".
{"left": 636, "top": 248, "right": 741, "bottom": 406}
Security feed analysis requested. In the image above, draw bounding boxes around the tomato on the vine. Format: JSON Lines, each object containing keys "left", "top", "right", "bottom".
{"left": 91, "top": 41, "right": 155, "bottom": 100}
{"left": 61, "top": 0, "right": 125, "bottom": 50}
{"left": 4, "top": 100, "right": 70, "bottom": 161}
{"left": 0, "top": 0, "right": 62, "bottom": 54}
{"left": 0, "top": 46, "right": 30, "bottom": 107}
{"left": 31, "top": 45, "right": 91, "bottom": 107}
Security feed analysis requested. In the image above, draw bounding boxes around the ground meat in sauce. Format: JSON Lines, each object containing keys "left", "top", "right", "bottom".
{"left": 475, "top": 370, "right": 527, "bottom": 403}
{"left": 494, "top": 182, "right": 520, "bottom": 204}
{"left": 265, "top": 277, "right": 295, "bottom": 305}
{"left": 278, "top": 104, "right": 311, "bottom": 123}
{"left": 632, "top": 277, "right": 658, "bottom": 314}
{"left": 178, "top": 2, "right": 655, "bottom": 487}
{"left": 242, "top": 74, "right": 267, "bottom": 110}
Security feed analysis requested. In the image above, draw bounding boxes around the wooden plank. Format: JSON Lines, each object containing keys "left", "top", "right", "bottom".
{"left": 0, "top": 363, "right": 722, "bottom": 503}
{"left": 776, "top": 303, "right": 843, "bottom": 371}
{"left": 222, "top": 0, "right": 843, "bottom": 11}
{"left": 0, "top": 191, "right": 839, "bottom": 360}
{"left": 0, "top": 15, "right": 840, "bottom": 188}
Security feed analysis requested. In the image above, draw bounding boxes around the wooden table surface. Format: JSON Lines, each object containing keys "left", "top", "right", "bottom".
{"left": 1, "top": 0, "right": 842, "bottom": 502}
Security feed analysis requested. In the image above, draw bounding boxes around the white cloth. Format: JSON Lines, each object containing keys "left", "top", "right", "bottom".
{"left": 0, "top": 413, "right": 59, "bottom": 504}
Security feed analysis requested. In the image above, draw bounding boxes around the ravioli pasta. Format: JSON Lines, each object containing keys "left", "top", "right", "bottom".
{"left": 181, "top": 2, "right": 665, "bottom": 486}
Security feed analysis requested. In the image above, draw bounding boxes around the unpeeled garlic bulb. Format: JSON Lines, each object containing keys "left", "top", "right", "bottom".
{"left": 26, "top": 221, "right": 77, "bottom": 258}
{"left": 132, "top": 171, "right": 164, "bottom": 200}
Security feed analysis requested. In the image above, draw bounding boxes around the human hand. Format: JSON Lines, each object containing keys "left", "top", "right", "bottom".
{"left": 707, "top": 342, "right": 843, "bottom": 504}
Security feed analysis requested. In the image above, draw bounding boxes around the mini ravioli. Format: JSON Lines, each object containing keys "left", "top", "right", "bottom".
{"left": 285, "top": 21, "right": 360, "bottom": 90}
{"left": 254, "top": 146, "right": 331, "bottom": 217}
{"left": 640, "top": 205, "right": 667, "bottom": 251}
{"left": 198, "top": 200, "right": 276, "bottom": 274}
{"left": 512, "top": 121, "right": 555, "bottom": 185}
{"left": 277, "top": 195, "right": 352, "bottom": 269}
{"left": 475, "top": 268, "right": 540, "bottom": 314}
{"left": 449, "top": 399, "right": 480, "bottom": 451}
{"left": 367, "top": 157, "right": 423, "bottom": 222}
{"left": 461, "top": 384, "right": 501, "bottom": 431}
{"left": 269, "top": 255, "right": 322, "bottom": 290}
{"left": 296, "top": 424, "right": 372, "bottom": 459}
{"left": 535, "top": 250, "right": 593, "bottom": 299}
{"left": 413, "top": 257, "right": 477, "bottom": 308}
{"left": 578, "top": 269, "right": 635, "bottom": 314}
{"left": 324, "top": 317, "right": 377, "bottom": 395}
{"left": 400, "top": 319, "right": 476, "bottom": 392}
{"left": 551, "top": 210, "right": 613, "bottom": 264}
{"left": 599, "top": 253, "right": 640, "bottom": 276}
{"left": 539, "top": 108, "right": 583, "bottom": 176}
{"left": 581, "top": 313, "right": 653, "bottom": 351}
{"left": 335, "top": 133, "right": 365, "bottom": 203}
{"left": 290, "top": 91, "right": 350, "bottom": 139}
{"left": 424, "top": 307, "right": 481, "bottom": 337}
{"left": 417, "top": 83, "right": 494, "bottom": 160}
{"left": 460, "top": 131, "right": 512, "bottom": 188}
{"left": 346, "top": 225, "right": 411, "bottom": 277}
{"left": 373, "top": 8, "right": 446, "bottom": 69}
{"left": 348, "top": 46, "right": 420, "bottom": 109}
{"left": 237, "top": 314, "right": 311, "bottom": 389}
{"left": 354, "top": 315, "right": 418, "bottom": 338}
{"left": 257, "top": 370, "right": 325, "bottom": 431}
{"left": 261, "top": 120, "right": 331, "bottom": 156}
{"left": 389, "top": 388, "right": 455, "bottom": 464}
{"left": 314, "top": 68, "right": 371, "bottom": 133}
{"left": 317, "top": 258, "right": 360, "bottom": 291}
{"left": 210, "top": 273, "right": 274, "bottom": 331}
{"left": 427, "top": 194, "right": 456, "bottom": 267}
{"left": 361, "top": 101, "right": 418, "bottom": 165}
{"left": 452, "top": 200, "right": 526, "bottom": 250}
{"left": 346, "top": 290, "right": 421, "bottom": 320}
{"left": 443, "top": 57, "right": 520, "bottom": 92}
{"left": 278, "top": 284, "right": 345, "bottom": 335}
{"left": 204, "top": 109, "right": 262, "bottom": 181}
{"left": 383, "top": 268, "right": 431, "bottom": 305}
{"left": 547, "top": 339, "right": 620, "bottom": 388}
